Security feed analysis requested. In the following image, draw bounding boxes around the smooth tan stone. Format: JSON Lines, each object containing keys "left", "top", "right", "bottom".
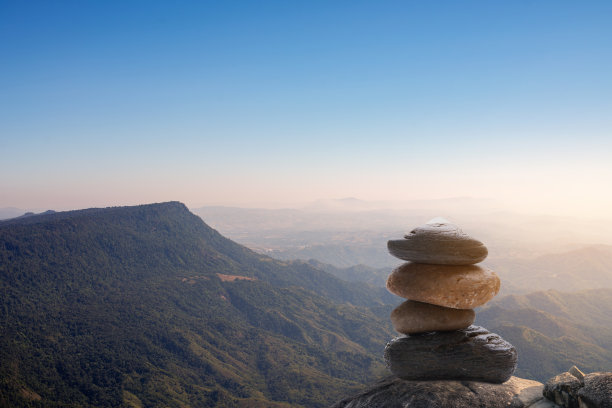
{"left": 388, "top": 217, "right": 488, "bottom": 265}
{"left": 390, "top": 300, "right": 475, "bottom": 334}
{"left": 386, "top": 262, "right": 500, "bottom": 309}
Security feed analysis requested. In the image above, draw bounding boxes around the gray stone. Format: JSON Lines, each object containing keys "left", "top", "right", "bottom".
{"left": 390, "top": 300, "right": 475, "bottom": 334}
{"left": 569, "top": 366, "right": 585, "bottom": 383}
{"left": 543, "top": 370, "right": 612, "bottom": 408}
{"left": 577, "top": 372, "right": 612, "bottom": 408}
{"left": 387, "top": 217, "right": 488, "bottom": 265}
{"left": 331, "top": 375, "right": 558, "bottom": 408}
{"left": 386, "top": 262, "right": 500, "bottom": 309}
{"left": 543, "top": 372, "right": 582, "bottom": 407}
{"left": 384, "top": 325, "right": 517, "bottom": 383}
{"left": 531, "top": 399, "right": 563, "bottom": 408}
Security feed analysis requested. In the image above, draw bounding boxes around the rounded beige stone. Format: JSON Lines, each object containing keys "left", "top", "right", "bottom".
{"left": 390, "top": 300, "right": 475, "bottom": 334}
{"left": 386, "top": 262, "right": 500, "bottom": 309}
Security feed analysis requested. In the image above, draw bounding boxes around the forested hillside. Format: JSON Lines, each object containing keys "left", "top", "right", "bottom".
{"left": 0, "top": 202, "right": 395, "bottom": 407}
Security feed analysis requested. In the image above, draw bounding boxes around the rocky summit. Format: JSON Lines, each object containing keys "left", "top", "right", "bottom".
{"left": 384, "top": 325, "right": 518, "bottom": 383}
{"left": 332, "top": 366, "right": 611, "bottom": 407}
{"left": 331, "top": 375, "right": 556, "bottom": 408}
{"left": 387, "top": 217, "right": 488, "bottom": 265}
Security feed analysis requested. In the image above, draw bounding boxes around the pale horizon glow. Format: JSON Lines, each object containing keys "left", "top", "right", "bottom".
{"left": 1, "top": 1, "right": 611, "bottom": 220}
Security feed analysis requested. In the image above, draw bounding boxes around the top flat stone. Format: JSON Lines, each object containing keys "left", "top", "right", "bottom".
{"left": 388, "top": 217, "right": 488, "bottom": 265}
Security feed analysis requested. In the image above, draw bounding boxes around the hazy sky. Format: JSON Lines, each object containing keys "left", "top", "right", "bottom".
{"left": 1, "top": 1, "right": 611, "bottom": 217}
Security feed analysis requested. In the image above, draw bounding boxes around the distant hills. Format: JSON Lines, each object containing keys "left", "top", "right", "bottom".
{"left": 488, "top": 245, "right": 612, "bottom": 294}
{"left": 306, "top": 260, "right": 390, "bottom": 289}
{"left": 0, "top": 208, "right": 57, "bottom": 221}
{"left": 0, "top": 202, "right": 395, "bottom": 407}
{"left": 191, "top": 205, "right": 409, "bottom": 268}
{"left": 0, "top": 207, "right": 26, "bottom": 220}
{"left": 477, "top": 288, "right": 612, "bottom": 381}
{"left": 192, "top": 202, "right": 612, "bottom": 272}
{"left": 304, "top": 246, "right": 612, "bottom": 296}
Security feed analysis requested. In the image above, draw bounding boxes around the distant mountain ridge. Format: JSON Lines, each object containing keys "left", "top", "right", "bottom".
{"left": 488, "top": 245, "right": 612, "bottom": 294}
{"left": 0, "top": 207, "right": 26, "bottom": 220}
{"left": 305, "top": 259, "right": 391, "bottom": 288}
{"left": 305, "top": 247, "right": 612, "bottom": 297}
{"left": 477, "top": 289, "right": 612, "bottom": 381}
{"left": 0, "top": 202, "right": 395, "bottom": 407}
{"left": 191, "top": 203, "right": 612, "bottom": 270}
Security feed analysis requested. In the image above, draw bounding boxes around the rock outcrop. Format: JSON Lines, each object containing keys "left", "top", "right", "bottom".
{"left": 544, "top": 367, "right": 612, "bottom": 408}
{"left": 332, "top": 367, "right": 612, "bottom": 407}
{"left": 331, "top": 376, "right": 558, "bottom": 408}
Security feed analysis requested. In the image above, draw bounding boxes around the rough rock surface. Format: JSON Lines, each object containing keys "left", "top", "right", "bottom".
{"left": 386, "top": 262, "right": 500, "bottom": 309}
{"left": 544, "top": 369, "right": 612, "bottom": 408}
{"left": 578, "top": 373, "right": 612, "bottom": 408}
{"left": 543, "top": 372, "right": 582, "bottom": 408}
{"left": 390, "top": 300, "right": 475, "bottom": 334}
{"left": 387, "top": 218, "right": 488, "bottom": 265}
{"left": 331, "top": 375, "right": 558, "bottom": 408}
{"left": 384, "top": 325, "right": 517, "bottom": 383}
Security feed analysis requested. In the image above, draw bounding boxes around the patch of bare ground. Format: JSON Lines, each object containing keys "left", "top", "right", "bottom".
{"left": 216, "top": 274, "right": 258, "bottom": 282}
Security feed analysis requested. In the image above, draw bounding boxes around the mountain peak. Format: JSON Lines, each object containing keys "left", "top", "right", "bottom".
{"left": 0, "top": 201, "right": 190, "bottom": 227}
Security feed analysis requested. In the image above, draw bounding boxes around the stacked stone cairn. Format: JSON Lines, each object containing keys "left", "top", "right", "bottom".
{"left": 384, "top": 217, "right": 518, "bottom": 384}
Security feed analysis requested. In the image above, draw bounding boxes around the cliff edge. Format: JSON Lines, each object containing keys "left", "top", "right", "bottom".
{"left": 331, "top": 375, "right": 555, "bottom": 408}
{"left": 332, "top": 368, "right": 611, "bottom": 408}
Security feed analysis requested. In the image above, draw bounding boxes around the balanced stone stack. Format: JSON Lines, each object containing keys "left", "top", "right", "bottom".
{"left": 384, "top": 217, "right": 517, "bottom": 384}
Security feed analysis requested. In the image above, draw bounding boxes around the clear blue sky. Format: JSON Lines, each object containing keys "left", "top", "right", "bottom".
{"left": 1, "top": 1, "right": 611, "bottom": 216}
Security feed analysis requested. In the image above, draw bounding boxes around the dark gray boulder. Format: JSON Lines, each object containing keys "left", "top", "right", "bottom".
{"left": 578, "top": 373, "right": 612, "bottom": 408}
{"left": 331, "top": 375, "right": 557, "bottom": 408}
{"left": 384, "top": 325, "right": 517, "bottom": 383}
{"left": 543, "top": 371, "right": 582, "bottom": 407}
{"left": 543, "top": 369, "right": 611, "bottom": 408}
